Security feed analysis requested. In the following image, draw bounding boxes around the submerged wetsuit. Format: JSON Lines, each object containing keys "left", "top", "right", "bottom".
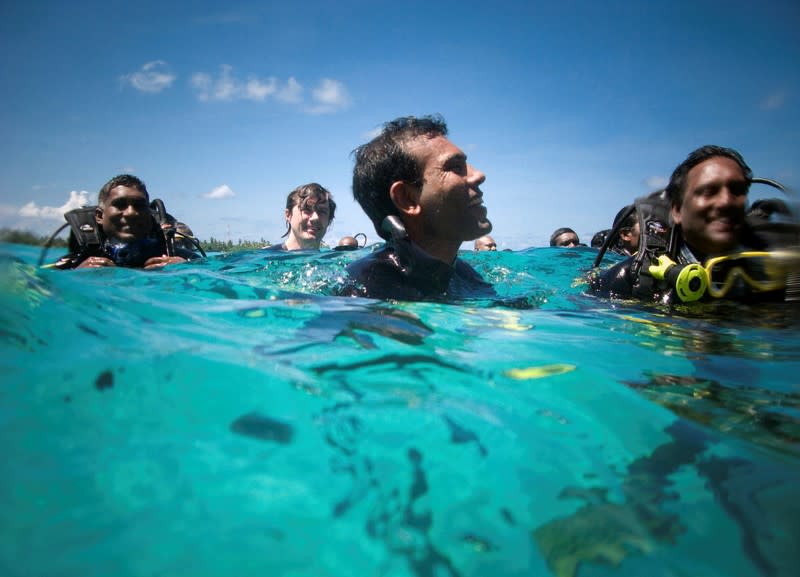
{"left": 344, "top": 240, "right": 496, "bottom": 301}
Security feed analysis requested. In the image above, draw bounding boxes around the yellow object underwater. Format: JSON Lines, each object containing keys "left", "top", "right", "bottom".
{"left": 505, "top": 364, "right": 576, "bottom": 380}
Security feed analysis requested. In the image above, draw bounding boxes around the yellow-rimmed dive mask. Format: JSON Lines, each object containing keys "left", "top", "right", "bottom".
{"left": 648, "top": 250, "right": 799, "bottom": 301}
{"left": 704, "top": 251, "right": 796, "bottom": 298}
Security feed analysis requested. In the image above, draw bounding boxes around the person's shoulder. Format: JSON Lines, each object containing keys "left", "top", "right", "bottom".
{"left": 345, "top": 245, "right": 414, "bottom": 298}
{"left": 588, "top": 257, "right": 637, "bottom": 299}
{"left": 262, "top": 243, "right": 288, "bottom": 252}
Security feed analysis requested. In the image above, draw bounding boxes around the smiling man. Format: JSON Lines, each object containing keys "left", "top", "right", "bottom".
{"left": 53, "top": 174, "right": 199, "bottom": 269}
{"left": 345, "top": 115, "right": 495, "bottom": 300}
{"left": 590, "top": 145, "right": 798, "bottom": 303}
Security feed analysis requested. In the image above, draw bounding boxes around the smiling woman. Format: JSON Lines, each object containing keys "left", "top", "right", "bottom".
{"left": 265, "top": 182, "right": 337, "bottom": 252}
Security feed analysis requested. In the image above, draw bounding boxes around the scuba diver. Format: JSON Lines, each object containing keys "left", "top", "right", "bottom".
{"left": 41, "top": 174, "right": 204, "bottom": 270}
{"left": 590, "top": 145, "right": 799, "bottom": 304}
{"left": 344, "top": 115, "right": 495, "bottom": 301}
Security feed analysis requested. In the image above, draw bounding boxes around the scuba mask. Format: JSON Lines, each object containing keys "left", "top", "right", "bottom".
{"left": 649, "top": 250, "right": 800, "bottom": 302}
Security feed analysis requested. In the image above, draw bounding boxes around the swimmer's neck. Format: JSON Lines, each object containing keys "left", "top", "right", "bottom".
{"left": 411, "top": 237, "right": 461, "bottom": 265}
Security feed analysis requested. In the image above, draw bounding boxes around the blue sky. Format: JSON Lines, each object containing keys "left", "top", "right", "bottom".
{"left": 1, "top": 0, "right": 798, "bottom": 249}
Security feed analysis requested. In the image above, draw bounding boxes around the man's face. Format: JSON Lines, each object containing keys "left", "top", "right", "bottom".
{"left": 286, "top": 197, "right": 330, "bottom": 246}
{"left": 407, "top": 135, "right": 491, "bottom": 243}
{"left": 96, "top": 185, "right": 152, "bottom": 242}
{"left": 671, "top": 156, "right": 748, "bottom": 257}
{"left": 553, "top": 232, "right": 580, "bottom": 247}
{"left": 619, "top": 221, "right": 640, "bottom": 254}
{"left": 475, "top": 236, "right": 497, "bottom": 251}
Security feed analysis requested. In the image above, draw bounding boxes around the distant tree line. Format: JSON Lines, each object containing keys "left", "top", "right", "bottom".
{"left": 0, "top": 228, "right": 68, "bottom": 247}
{"left": 199, "top": 237, "right": 270, "bottom": 252}
{"left": 0, "top": 228, "right": 269, "bottom": 253}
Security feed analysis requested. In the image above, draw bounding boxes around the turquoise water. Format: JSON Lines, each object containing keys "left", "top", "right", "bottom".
{"left": 1, "top": 241, "right": 798, "bottom": 577}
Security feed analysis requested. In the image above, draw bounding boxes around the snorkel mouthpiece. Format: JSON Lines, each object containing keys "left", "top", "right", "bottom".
{"left": 649, "top": 254, "right": 708, "bottom": 302}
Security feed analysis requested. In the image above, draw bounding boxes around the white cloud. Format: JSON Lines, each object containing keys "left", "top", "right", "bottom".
{"left": 192, "top": 66, "right": 302, "bottom": 103}
{"left": 204, "top": 184, "right": 235, "bottom": 199}
{"left": 277, "top": 76, "right": 303, "bottom": 104}
{"left": 644, "top": 176, "right": 668, "bottom": 190}
{"left": 307, "top": 78, "right": 351, "bottom": 114}
{"left": 19, "top": 190, "right": 91, "bottom": 220}
{"left": 189, "top": 67, "right": 348, "bottom": 113}
{"left": 760, "top": 90, "right": 786, "bottom": 111}
{"left": 121, "top": 61, "right": 176, "bottom": 93}
{"left": 244, "top": 77, "right": 278, "bottom": 100}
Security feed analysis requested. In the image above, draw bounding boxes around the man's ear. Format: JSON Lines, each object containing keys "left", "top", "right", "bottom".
{"left": 284, "top": 208, "right": 291, "bottom": 223}
{"left": 670, "top": 204, "right": 682, "bottom": 226}
{"left": 95, "top": 206, "right": 103, "bottom": 226}
{"left": 389, "top": 181, "right": 421, "bottom": 216}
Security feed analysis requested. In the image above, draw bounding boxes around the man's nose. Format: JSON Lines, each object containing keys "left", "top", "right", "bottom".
{"left": 718, "top": 186, "right": 740, "bottom": 205}
{"left": 468, "top": 164, "right": 486, "bottom": 187}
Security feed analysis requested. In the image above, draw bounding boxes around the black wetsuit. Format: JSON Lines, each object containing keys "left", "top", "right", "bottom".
{"left": 589, "top": 229, "right": 791, "bottom": 304}
{"left": 344, "top": 240, "right": 496, "bottom": 301}
{"left": 53, "top": 235, "right": 200, "bottom": 270}
{"left": 262, "top": 243, "right": 289, "bottom": 252}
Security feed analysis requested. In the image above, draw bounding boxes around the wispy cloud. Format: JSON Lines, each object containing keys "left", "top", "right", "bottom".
{"left": 121, "top": 61, "right": 176, "bottom": 93}
{"left": 19, "top": 190, "right": 91, "bottom": 220}
{"left": 192, "top": 65, "right": 297, "bottom": 103}
{"left": 204, "top": 184, "right": 235, "bottom": 199}
{"left": 190, "top": 66, "right": 348, "bottom": 113}
{"left": 307, "top": 78, "right": 351, "bottom": 114}
{"left": 760, "top": 90, "right": 786, "bottom": 111}
{"left": 644, "top": 176, "right": 668, "bottom": 190}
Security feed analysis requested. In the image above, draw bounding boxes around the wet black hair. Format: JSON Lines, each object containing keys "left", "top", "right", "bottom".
{"left": 352, "top": 115, "right": 448, "bottom": 240}
{"left": 98, "top": 174, "right": 149, "bottom": 205}
{"left": 665, "top": 145, "right": 752, "bottom": 209}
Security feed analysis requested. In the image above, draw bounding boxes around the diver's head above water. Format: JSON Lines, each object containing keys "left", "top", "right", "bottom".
{"left": 667, "top": 145, "right": 753, "bottom": 260}
{"left": 352, "top": 114, "right": 491, "bottom": 264}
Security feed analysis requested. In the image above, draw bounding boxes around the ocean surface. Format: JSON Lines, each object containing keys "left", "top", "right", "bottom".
{"left": 2, "top": 241, "right": 799, "bottom": 577}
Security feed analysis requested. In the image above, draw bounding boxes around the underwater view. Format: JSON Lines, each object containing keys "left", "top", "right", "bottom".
{"left": 2, "top": 241, "right": 799, "bottom": 577}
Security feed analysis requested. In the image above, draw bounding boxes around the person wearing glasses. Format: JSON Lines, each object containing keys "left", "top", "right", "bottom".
{"left": 590, "top": 145, "right": 798, "bottom": 304}
{"left": 343, "top": 115, "right": 495, "bottom": 301}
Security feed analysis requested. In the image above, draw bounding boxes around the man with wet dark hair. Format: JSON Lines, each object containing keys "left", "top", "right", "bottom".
{"left": 346, "top": 115, "right": 494, "bottom": 300}
{"left": 53, "top": 174, "right": 199, "bottom": 269}
{"left": 550, "top": 227, "right": 581, "bottom": 247}
{"left": 612, "top": 205, "right": 640, "bottom": 256}
{"left": 666, "top": 145, "right": 753, "bottom": 260}
{"left": 590, "top": 145, "right": 797, "bottom": 303}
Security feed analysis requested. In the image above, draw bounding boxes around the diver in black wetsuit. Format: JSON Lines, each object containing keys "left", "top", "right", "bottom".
{"left": 590, "top": 145, "right": 799, "bottom": 304}
{"left": 343, "top": 115, "right": 495, "bottom": 301}
{"left": 49, "top": 174, "right": 202, "bottom": 270}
